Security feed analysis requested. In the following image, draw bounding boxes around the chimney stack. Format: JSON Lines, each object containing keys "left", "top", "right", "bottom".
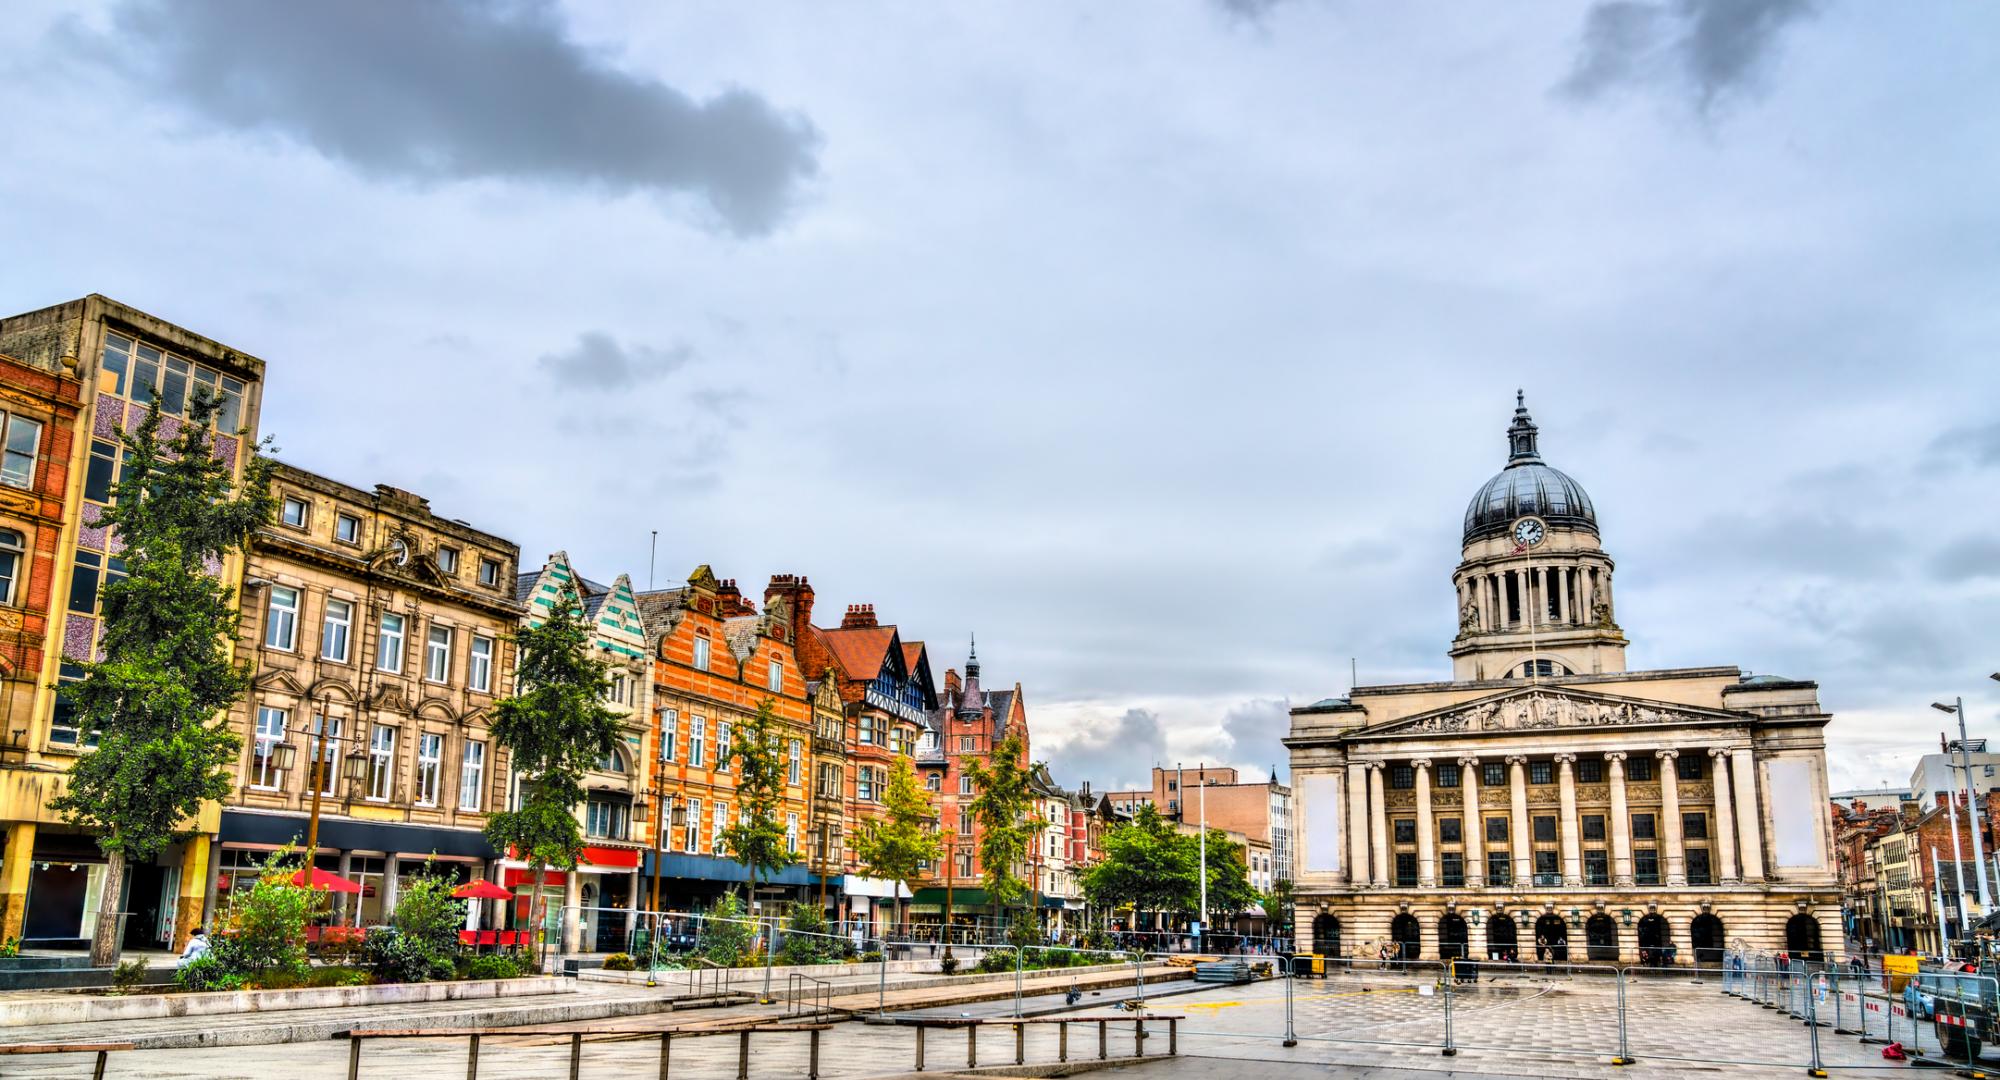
{"left": 841, "top": 604, "right": 878, "bottom": 629}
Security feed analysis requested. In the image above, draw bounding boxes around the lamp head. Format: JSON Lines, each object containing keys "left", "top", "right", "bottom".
{"left": 1933, "top": 703, "right": 1958, "bottom": 715}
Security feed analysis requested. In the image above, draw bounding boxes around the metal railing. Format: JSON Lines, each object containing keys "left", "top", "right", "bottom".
{"left": 342, "top": 1024, "right": 833, "bottom": 1080}
{"left": 787, "top": 971, "right": 833, "bottom": 1018}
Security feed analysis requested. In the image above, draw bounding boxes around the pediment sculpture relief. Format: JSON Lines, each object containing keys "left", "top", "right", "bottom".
{"left": 1389, "top": 691, "right": 1715, "bottom": 736}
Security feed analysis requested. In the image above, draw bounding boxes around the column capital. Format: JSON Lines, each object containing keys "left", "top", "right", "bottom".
{"left": 1365, "top": 760, "right": 1386, "bottom": 773}
{"left": 1457, "top": 754, "right": 1482, "bottom": 768}
{"left": 1655, "top": 748, "right": 1680, "bottom": 760}
{"left": 1707, "top": 746, "right": 1731, "bottom": 759}
{"left": 1505, "top": 755, "right": 1528, "bottom": 766}
{"left": 1553, "top": 753, "right": 1577, "bottom": 765}
{"left": 1604, "top": 751, "right": 1628, "bottom": 763}
{"left": 1411, "top": 758, "right": 1433, "bottom": 770}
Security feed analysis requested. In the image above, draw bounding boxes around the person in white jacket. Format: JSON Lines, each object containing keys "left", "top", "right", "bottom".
{"left": 177, "top": 927, "right": 211, "bottom": 968}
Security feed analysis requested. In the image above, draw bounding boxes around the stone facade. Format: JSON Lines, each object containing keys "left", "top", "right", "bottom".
{"left": 220, "top": 463, "right": 522, "bottom": 928}
{"left": 1286, "top": 398, "right": 1840, "bottom": 966}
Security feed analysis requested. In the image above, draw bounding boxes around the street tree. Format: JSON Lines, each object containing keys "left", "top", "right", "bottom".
{"left": 1080, "top": 803, "right": 1195, "bottom": 926}
{"left": 964, "top": 730, "right": 1041, "bottom": 917}
{"left": 852, "top": 754, "right": 941, "bottom": 935}
{"left": 719, "top": 698, "right": 791, "bottom": 904}
{"left": 483, "top": 577, "right": 621, "bottom": 966}
{"left": 50, "top": 393, "right": 275, "bottom": 966}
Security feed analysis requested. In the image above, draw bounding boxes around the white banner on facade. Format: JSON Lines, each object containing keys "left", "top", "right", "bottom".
{"left": 1301, "top": 772, "right": 1342, "bottom": 874}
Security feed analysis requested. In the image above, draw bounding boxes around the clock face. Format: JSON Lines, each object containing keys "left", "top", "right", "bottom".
{"left": 390, "top": 537, "right": 410, "bottom": 566}
{"left": 1513, "top": 518, "right": 1546, "bottom": 547}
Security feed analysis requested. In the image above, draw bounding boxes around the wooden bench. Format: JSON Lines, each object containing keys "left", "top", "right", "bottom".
{"left": 0, "top": 1041, "right": 134, "bottom": 1080}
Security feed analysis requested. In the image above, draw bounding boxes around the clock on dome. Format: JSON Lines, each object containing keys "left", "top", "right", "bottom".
{"left": 1512, "top": 516, "right": 1546, "bottom": 547}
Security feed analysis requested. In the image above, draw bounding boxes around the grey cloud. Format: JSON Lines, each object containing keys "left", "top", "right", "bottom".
{"left": 1560, "top": 0, "right": 1820, "bottom": 113}
{"left": 1682, "top": 512, "right": 1902, "bottom": 579}
{"left": 1045, "top": 709, "right": 1169, "bottom": 792}
{"left": 1221, "top": 698, "right": 1293, "bottom": 781}
{"left": 1213, "top": 0, "right": 1294, "bottom": 22}
{"left": 67, "top": 0, "right": 818, "bottom": 235}
{"left": 539, "top": 332, "right": 694, "bottom": 391}
{"left": 1929, "top": 422, "right": 2000, "bottom": 469}
{"left": 1929, "top": 537, "right": 2000, "bottom": 583}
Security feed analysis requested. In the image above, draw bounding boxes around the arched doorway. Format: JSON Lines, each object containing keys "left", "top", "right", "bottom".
{"left": 1486, "top": 912, "right": 1518, "bottom": 961}
{"left": 1691, "top": 913, "right": 1725, "bottom": 966}
{"left": 1585, "top": 913, "right": 1619, "bottom": 962}
{"left": 1637, "top": 913, "right": 1669, "bottom": 966}
{"left": 1534, "top": 913, "right": 1569, "bottom": 963}
{"left": 1438, "top": 913, "right": 1469, "bottom": 960}
{"left": 1786, "top": 913, "right": 1823, "bottom": 964}
{"left": 1312, "top": 913, "right": 1342, "bottom": 959}
{"left": 1390, "top": 913, "right": 1421, "bottom": 961}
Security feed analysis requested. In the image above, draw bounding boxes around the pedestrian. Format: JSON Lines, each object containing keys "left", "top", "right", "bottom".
{"left": 178, "top": 926, "right": 211, "bottom": 969}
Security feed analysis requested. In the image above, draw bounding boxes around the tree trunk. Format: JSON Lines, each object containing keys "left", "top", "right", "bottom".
{"left": 531, "top": 864, "right": 547, "bottom": 974}
{"left": 89, "top": 850, "right": 126, "bottom": 968}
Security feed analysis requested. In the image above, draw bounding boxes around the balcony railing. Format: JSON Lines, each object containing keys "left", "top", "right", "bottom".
{"left": 1531, "top": 873, "right": 1564, "bottom": 887}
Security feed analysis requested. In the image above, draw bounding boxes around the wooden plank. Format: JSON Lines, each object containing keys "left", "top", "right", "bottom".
{"left": 0, "top": 1044, "right": 135, "bottom": 1055}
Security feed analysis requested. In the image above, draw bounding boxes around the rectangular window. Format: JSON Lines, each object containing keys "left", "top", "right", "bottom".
{"left": 1585, "top": 848, "right": 1609, "bottom": 885}
{"left": 1395, "top": 852, "right": 1418, "bottom": 887}
{"left": 1389, "top": 764, "right": 1415, "bottom": 790}
{"left": 1577, "top": 758, "right": 1603, "bottom": 784}
{"left": 1676, "top": 754, "right": 1704, "bottom": 781}
{"left": 309, "top": 713, "right": 342, "bottom": 796}
{"left": 1634, "top": 847, "right": 1660, "bottom": 885}
{"left": 1437, "top": 763, "right": 1460, "bottom": 788}
{"left": 959, "top": 735, "right": 973, "bottom": 751}
{"left": 717, "top": 722, "right": 732, "bottom": 771}
{"left": 957, "top": 809, "right": 972, "bottom": 834}
{"left": 1582, "top": 814, "right": 1605, "bottom": 842}
{"left": 320, "top": 598, "right": 352, "bottom": 663}
{"left": 99, "top": 333, "right": 131, "bottom": 395}
{"left": 1626, "top": 757, "right": 1654, "bottom": 782}
{"left": 1631, "top": 813, "right": 1656, "bottom": 841}
{"left": 1534, "top": 849, "right": 1559, "bottom": 878}
{"left": 425, "top": 625, "right": 452, "bottom": 683}
{"left": 689, "top": 717, "right": 705, "bottom": 767}
{"left": 1440, "top": 818, "right": 1462, "bottom": 843}
{"left": 414, "top": 732, "right": 442, "bottom": 806}
{"left": 787, "top": 739, "right": 801, "bottom": 785}
{"left": 712, "top": 803, "right": 729, "bottom": 853}
{"left": 768, "top": 659, "right": 783, "bottom": 692}
{"left": 684, "top": 797, "right": 702, "bottom": 852}
{"left": 858, "top": 767, "right": 876, "bottom": 802}
{"left": 1686, "top": 847, "right": 1712, "bottom": 885}
{"left": 785, "top": 813, "right": 799, "bottom": 855}
{"left": 1486, "top": 851, "right": 1512, "bottom": 886}
{"left": 0, "top": 414, "right": 41, "bottom": 489}
{"left": 1486, "top": 816, "right": 1509, "bottom": 843}
{"left": 660, "top": 710, "right": 677, "bottom": 762}
{"left": 1482, "top": 762, "right": 1506, "bottom": 786}
{"left": 959, "top": 774, "right": 972, "bottom": 795}
{"left": 469, "top": 635, "right": 493, "bottom": 692}
{"left": 1528, "top": 760, "right": 1553, "bottom": 785}
{"left": 264, "top": 586, "right": 299, "bottom": 650}
{"left": 1682, "top": 812, "right": 1708, "bottom": 840}
{"left": 367, "top": 725, "right": 395, "bottom": 801}
{"left": 335, "top": 513, "right": 361, "bottom": 544}
{"left": 436, "top": 547, "right": 458, "bottom": 574}
{"left": 1532, "top": 815, "right": 1557, "bottom": 843}
{"left": 692, "top": 635, "right": 710, "bottom": 671}
{"left": 1441, "top": 852, "right": 1464, "bottom": 888}
{"left": 1393, "top": 819, "right": 1416, "bottom": 844}
{"left": 281, "top": 496, "right": 309, "bottom": 528}
{"left": 858, "top": 715, "right": 877, "bottom": 745}
{"left": 84, "top": 439, "right": 117, "bottom": 503}
{"left": 377, "top": 612, "right": 405, "bottom": 672}
{"left": 478, "top": 557, "right": 501, "bottom": 587}
{"left": 250, "top": 706, "right": 287, "bottom": 789}
{"left": 458, "top": 741, "right": 485, "bottom": 811}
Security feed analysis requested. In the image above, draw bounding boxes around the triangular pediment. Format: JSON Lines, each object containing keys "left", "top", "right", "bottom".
{"left": 1363, "top": 686, "right": 1742, "bottom": 738}
{"left": 253, "top": 668, "right": 306, "bottom": 695}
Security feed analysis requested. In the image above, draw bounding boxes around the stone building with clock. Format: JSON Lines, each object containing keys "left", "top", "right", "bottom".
{"left": 1285, "top": 395, "right": 1840, "bottom": 966}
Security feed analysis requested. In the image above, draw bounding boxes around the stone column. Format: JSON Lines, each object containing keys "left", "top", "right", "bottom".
{"left": 1413, "top": 759, "right": 1436, "bottom": 887}
{"left": 1579, "top": 567, "right": 1594, "bottom": 624}
{"left": 1346, "top": 762, "right": 1370, "bottom": 886}
{"left": 1559, "top": 568, "right": 1572, "bottom": 624}
{"left": 1513, "top": 569, "right": 1527, "bottom": 628}
{"left": 563, "top": 870, "right": 583, "bottom": 954}
{"left": 1459, "top": 756, "right": 1484, "bottom": 887}
{"left": 174, "top": 835, "right": 212, "bottom": 950}
{"left": 1556, "top": 753, "right": 1581, "bottom": 886}
{"left": 1658, "top": 750, "right": 1685, "bottom": 886}
{"left": 1709, "top": 748, "right": 1740, "bottom": 883}
{"left": 1368, "top": 762, "right": 1389, "bottom": 888}
{"left": 0, "top": 823, "right": 34, "bottom": 947}
{"left": 1606, "top": 752, "right": 1632, "bottom": 886}
{"left": 1731, "top": 746, "right": 1765, "bottom": 881}
{"left": 1507, "top": 756, "right": 1531, "bottom": 886}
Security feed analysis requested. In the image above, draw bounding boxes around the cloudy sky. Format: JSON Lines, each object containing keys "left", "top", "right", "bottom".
{"left": 3, "top": 1, "right": 1995, "bottom": 793}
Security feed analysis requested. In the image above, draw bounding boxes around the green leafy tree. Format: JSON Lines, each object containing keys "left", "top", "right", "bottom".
{"left": 1081, "top": 803, "right": 1196, "bottom": 922}
{"left": 852, "top": 755, "right": 942, "bottom": 935}
{"left": 964, "top": 730, "right": 1042, "bottom": 915}
{"left": 1269, "top": 877, "right": 1296, "bottom": 935}
{"left": 719, "top": 698, "right": 792, "bottom": 900}
{"left": 211, "top": 848, "right": 313, "bottom": 983}
{"left": 49, "top": 393, "right": 275, "bottom": 966}
{"left": 483, "top": 578, "right": 621, "bottom": 967}
{"left": 1197, "top": 827, "right": 1259, "bottom": 924}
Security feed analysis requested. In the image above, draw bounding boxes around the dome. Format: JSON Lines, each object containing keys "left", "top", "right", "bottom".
{"left": 1462, "top": 393, "right": 1598, "bottom": 545}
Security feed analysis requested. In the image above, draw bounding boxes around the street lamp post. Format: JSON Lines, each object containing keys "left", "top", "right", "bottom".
{"left": 1933, "top": 698, "right": 1989, "bottom": 911}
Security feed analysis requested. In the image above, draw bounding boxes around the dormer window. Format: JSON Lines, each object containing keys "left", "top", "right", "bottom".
{"left": 693, "top": 634, "right": 711, "bottom": 671}
{"left": 767, "top": 659, "right": 783, "bottom": 692}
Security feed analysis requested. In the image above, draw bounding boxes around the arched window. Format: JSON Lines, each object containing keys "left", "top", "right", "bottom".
{"left": 597, "top": 745, "right": 627, "bottom": 774}
{"left": 0, "top": 529, "right": 22, "bottom": 605}
{"left": 1518, "top": 659, "right": 1571, "bottom": 678}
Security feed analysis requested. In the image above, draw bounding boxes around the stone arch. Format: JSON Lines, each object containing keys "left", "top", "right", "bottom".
{"left": 1438, "top": 912, "right": 1469, "bottom": 960}
{"left": 1534, "top": 913, "right": 1569, "bottom": 962}
{"left": 1311, "top": 912, "right": 1342, "bottom": 958}
{"left": 1485, "top": 911, "right": 1518, "bottom": 961}
{"left": 1585, "top": 912, "right": 1619, "bottom": 962}
{"left": 1637, "top": 913, "right": 1670, "bottom": 966}
{"left": 1785, "top": 912, "right": 1823, "bottom": 963}
{"left": 1691, "top": 912, "right": 1725, "bottom": 966}
{"left": 1390, "top": 912, "right": 1421, "bottom": 961}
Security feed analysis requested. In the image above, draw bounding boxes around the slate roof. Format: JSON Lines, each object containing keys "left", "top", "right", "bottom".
{"left": 633, "top": 588, "right": 690, "bottom": 635}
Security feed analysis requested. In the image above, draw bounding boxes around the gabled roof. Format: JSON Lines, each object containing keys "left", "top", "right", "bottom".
{"left": 820, "top": 625, "right": 900, "bottom": 683}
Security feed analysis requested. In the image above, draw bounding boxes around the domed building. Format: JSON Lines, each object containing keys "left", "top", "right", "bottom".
{"left": 1285, "top": 395, "right": 1838, "bottom": 968}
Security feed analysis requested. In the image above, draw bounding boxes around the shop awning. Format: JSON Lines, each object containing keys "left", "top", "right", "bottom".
{"left": 911, "top": 888, "right": 990, "bottom": 907}
{"left": 221, "top": 809, "right": 497, "bottom": 859}
{"left": 639, "top": 850, "right": 839, "bottom": 888}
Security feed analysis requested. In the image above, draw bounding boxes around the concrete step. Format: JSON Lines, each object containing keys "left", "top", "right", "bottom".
{"left": 0, "top": 989, "right": 675, "bottom": 1050}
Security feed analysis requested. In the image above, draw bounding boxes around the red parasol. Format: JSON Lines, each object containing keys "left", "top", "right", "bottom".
{"left": 452, "top": 880, "right": 513, "bottom": 900}
{"left": 289, "top": 867, "right": 365, "bottom": 893}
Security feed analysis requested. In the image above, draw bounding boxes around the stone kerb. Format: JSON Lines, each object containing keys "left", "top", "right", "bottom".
{"left": 0, "top": 975, "right": 570, "bottom": 1028}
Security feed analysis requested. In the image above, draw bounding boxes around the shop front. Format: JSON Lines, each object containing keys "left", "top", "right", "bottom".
{"left": 639, "top": 851, "right": 839, "bottom": 924}
{"left": 215, "top": 810, "right": 495, "bottom": 929}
